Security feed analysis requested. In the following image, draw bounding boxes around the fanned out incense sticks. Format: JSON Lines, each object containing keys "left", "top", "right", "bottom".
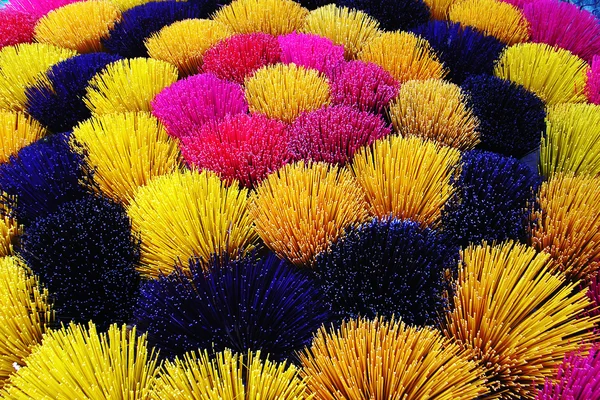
{"left": 244, "top": 63, "right": 330, "bottom": 123}
{"left": 127, "top": 170, "right": 257, "bottom": 278}
{"left": 301, "top": 317, "right": 489, "bottom": 399}
{"left": 411, "top": 21, "right": 506, "bottom": 84}
{"left": 442, "top": 150, "right": 540, "bottom": 247}
{"left": 100, "top": 2, "right": 205, "bottom": 58}
{"left": 25, "top": 53, "right": 122, "bottom": 132}
{"left": 340, "top": 0, "right": 430, "bottom": 31}
{"left": 328, "top": 60, "right": 399, "bottom": 113}
{"left": 315, "top": 217, "right": 459, "bottom": 325}
{"left": 4, "top": 0, "right": 77, "bottom": 19}
{"left": 531, "top": 173, "right": 600, "bottom": 281}
{"left": 358, "top": 31, "right": 446, "bottom": 83}
{"left": 108, "top": 0, "right": 176, "bottom": 12}
{"left": 0, "top": 216, "right": 19, "bottom": 257}
{"left": 449, "top": 0, "right": 530, "bottom": 45}
{"left": 389, "top": 79, "right": 480, "bottom": 150}
{"left": 1, "top": 323, "right": 159, "bottom": 399}
{"left": 0, "top": 43, "right": 75, "bottom": 111}
{"left": 21, "top": 195, "right": 141, "bottom": 329}
{"left": 540, "top": 103, "right": 600, "bottom": 178}
{"left": 501, "top": 0, "right": 536, "bottom": 8}
{"left": 34, "top": 0, "right": 122, "bottom": 53}
{"left": 213, "top": 0, "right": 309, "bottom": 36}
{"left": 0, "top": 133, "right": 93, "bottom": 225}
{"left": 351, "top": 135, "right": 460, "bottom": 227}
{"left": 443, "top": 241, "right": 599, "bottom": 398}
{"left": 301, "top": 3, "right": 380, "bottom": 59}
{"left": 536, "top": 344, "right": 600, "bottom": 399}
{"left": 422, "top": 0, "right": 457, "bottom": 19}
{"left": 84, "top": 57, "right": 178, "bottom": 115}
{"left": 289, "top": 104, "right": 391, "bottom": 165}
{"left": 0, "top": 111, "right": 46, "bottom": 164}
{"left": 278, "top": 32, "right": 344, "bottom": 75}
{"left": 153, "top": 349, "right": 309, "bottom": 399}
{"left": 145, "top": 19, "right": 232, "bottom": 76}
{"left": 0, "top": 256, "right": 53, "bottom": 387}
{"left": 588, "top": 55, "right": 600, "bottom": 104}
{"left": 0, "top": 0, "right": 598, "bottom": 396}
{"left": 522, "top": 0, "right": 600, "bottom": 63}
{"left": 135, "top": 252, "right": 330, "bottom": 360}
{"left": 250, "top": 161, "right": 368, "bottom": 267}
{"left": 494, "top": 42, "right": 588, "bottom": 105}
{"left": 71, "top": 112, "right": 181, "bottom": 204}
{"left": 461, "top": 74, "right": 546, "bottom": 158}
{"left": 201, "top": 33, "right": 281, "bottom": 84}
{"left": 585, "top": 276, "right": 600, "bottom": 333}
{"left": 180, "top": 113, "right": 292, "bottom": 188}
{"left": 151, "top": 73, "right": 248, "bottom": 138}
{"left": 0, "top": 10, "right": 36, "bottom": 50}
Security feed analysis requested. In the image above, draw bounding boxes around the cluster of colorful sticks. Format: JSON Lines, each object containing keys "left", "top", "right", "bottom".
{"left": 1, "top": 0, "right": 600, "bottom": 398}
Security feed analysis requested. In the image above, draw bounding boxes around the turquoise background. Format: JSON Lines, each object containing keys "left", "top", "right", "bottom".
{"left": 569, "top": 0, "right": 600, "bottom": 16}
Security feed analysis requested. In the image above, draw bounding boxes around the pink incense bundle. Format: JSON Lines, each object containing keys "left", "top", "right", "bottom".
{"left": 584, "top": 275, "right": 600, "bottom": 332}
{"left": 0, "top": 9, "right": 36, "bottom": 50}
{"left": 289, "top": 105, "right": 391, "bottom": 166}
{"left": 201, "top": 33, "right": 281, "bottom": 84}
{"left": 180, "top": 113, "right": 292, "bottom": 188}
{"left": 587, "top": 56, "right": 600, "bottom": 105}
{"left": 522, "top": 0, "right": 600, "bottom": 63}
{"left": 499, "top": 0, "right": 535, "bottom": 9}
{"left": 329, "top": 60, "right": 399, "bottom": 114}
{"left": 5, "top": 0, "right": 79, "bottom": 19}
{"left": 537, "top": 343, "right": 600, "bottom": 399}
{"left": 151, "top": 73, "right": 248, "bottom": 139}
{"left": 278, "top": 32, "right": 345, "bottom": 76}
